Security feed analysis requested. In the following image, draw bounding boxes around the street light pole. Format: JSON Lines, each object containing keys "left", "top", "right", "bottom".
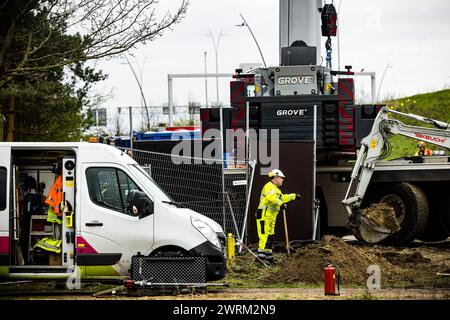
{"left": 204, "top": 51, "right": 209, "bottom": 107}
{"left": 377, "top": 63, "right": 394, "bottom": 103}
{"left": 206, "top": 29, "right": 226, "bottom": 228}
{"left": 238, "top": 13, "right": 267, "bottom": 68}
{"left": 207, "top": 29, "right": 225, "bottom": 105}
{"left": 123, "top": 55, "right": 150, "bottom": 130}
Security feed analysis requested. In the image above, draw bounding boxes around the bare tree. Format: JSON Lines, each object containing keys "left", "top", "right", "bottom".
{"left": 0, "top": 0, "right": 189, "bottom": 88}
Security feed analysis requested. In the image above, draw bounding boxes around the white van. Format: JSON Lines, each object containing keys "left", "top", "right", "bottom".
{"left": 0, "top": 142, "right": 226, "bottom": 281}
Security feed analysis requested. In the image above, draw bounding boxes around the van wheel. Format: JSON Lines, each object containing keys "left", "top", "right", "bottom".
{"left": 150, "top": 246, "right": 189, "bottom": 257}
{"left": 365, "top": 183, "right": 429, "bottom": 245}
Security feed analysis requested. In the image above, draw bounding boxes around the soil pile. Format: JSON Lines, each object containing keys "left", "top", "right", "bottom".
{"left": 363, "top": 203, "right": 400, "bottom": 232}
{"left": 266, "top": 235, "right": 408, "bottom": 285}
{"left": 227, "top": 236, "right": 450, "bottom": 288}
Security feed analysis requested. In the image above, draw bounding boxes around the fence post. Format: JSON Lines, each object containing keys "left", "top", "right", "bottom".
{"left": 225, "top": 192, "right": 241, "bottom": 241}
{"left": 239, "top": 160, "right": 256, "bottom": 253}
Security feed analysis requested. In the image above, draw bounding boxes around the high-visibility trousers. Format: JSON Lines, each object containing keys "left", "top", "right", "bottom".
{"left": 256, "top": 208, "right": 278, "bottom": 254}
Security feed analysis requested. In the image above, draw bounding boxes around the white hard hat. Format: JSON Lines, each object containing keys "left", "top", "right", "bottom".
{"left": 268, "top": 169, "right": 286, "bottom": 178}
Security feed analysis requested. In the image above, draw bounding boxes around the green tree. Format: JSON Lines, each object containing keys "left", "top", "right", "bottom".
{"left": 0, "top": 63, "right": 106, "bottom": 141}
{"left": 0, "top": 6, "right": 106, "bottom": 141}
{"left": 0, "top": 0, "right": 189, "bottom": 141}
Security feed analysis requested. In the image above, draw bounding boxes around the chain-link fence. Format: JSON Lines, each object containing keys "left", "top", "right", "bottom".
{"left": 124, "top": 148, "right": 255, "bottom": 241}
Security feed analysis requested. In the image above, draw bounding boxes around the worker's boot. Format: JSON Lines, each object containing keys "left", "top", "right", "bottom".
{"left": 265, "top": 251, "right": 277, "bottom": 265}
{"left": 256, "top": 249, "right": 266, "bottom": 264}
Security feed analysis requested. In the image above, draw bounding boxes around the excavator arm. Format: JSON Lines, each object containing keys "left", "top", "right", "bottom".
{"left": 342, "top": 107, "right": 450, "bottom": 243}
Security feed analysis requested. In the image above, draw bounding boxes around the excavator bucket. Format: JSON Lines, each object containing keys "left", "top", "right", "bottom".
{"left": 352, "top": 204, "right": 400, "bottom": 243}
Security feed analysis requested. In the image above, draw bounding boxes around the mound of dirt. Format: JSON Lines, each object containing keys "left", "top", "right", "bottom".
{"left": 266, "top": 235, "right": 409, "bottom": 285}
{"left": 363, "top": 203, "right": 400, "bottom": 232}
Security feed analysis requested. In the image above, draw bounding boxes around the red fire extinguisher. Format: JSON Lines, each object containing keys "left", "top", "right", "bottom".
{"left": 323, "top": 264, "right": 340, "bottom": 296}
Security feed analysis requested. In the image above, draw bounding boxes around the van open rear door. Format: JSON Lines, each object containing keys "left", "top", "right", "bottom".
{"left": 0, "top": 146, "right": 11, "bottom": 274}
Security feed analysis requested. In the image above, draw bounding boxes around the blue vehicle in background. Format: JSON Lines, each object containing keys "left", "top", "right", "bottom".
{"left": 113, "top": 129, "right": 201, "bottom": 148}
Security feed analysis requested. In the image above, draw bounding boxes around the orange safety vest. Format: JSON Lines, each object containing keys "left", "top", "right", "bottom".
{"left": 415, "top": 149, "right": 433, "bottom": 157}
{"left": 45, "top": 175, "right": 63, "bottom": 216}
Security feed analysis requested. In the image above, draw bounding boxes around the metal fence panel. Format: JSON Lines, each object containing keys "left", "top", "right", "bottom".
{"left": 124, "top": 148, "right": 254, "bottom": 240}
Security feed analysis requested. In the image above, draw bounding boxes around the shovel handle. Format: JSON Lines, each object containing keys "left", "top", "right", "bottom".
{"left": 282, "top": 209, "right": 291, "bottom": 255}
{"left": 237, "top": 241, "right": 269, "bottom": 268}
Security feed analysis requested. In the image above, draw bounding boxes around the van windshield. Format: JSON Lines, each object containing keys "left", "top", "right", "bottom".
{"left": 129, "top": 164, "right": 175, "bottom": 202}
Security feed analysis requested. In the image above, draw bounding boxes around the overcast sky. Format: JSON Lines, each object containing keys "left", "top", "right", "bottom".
{"left": 95, "top": 0, "right": 450, "bottom": 114}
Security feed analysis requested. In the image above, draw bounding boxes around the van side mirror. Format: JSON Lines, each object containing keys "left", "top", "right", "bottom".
{"left": 127, "top": 191, "right": 154, "bottom": 219}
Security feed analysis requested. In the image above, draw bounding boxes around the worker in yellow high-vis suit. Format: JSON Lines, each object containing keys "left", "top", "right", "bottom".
{"left": 256, "top": 169, "right": 301, "bottom": 264}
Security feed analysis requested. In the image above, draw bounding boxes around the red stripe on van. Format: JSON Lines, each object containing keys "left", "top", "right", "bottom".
{"left": 76, "top": 236, "right": 98, "bottom": 254}
{"left": 0, "top": 236, "right": 8, "bottom": 254}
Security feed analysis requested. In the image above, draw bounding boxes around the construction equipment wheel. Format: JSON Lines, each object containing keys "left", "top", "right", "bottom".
{"left": 360, "top": 182, "right": 429, "bottom": 245}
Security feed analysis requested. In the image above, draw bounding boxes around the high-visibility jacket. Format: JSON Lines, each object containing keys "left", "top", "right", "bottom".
{"left": 34, "top": 238, "right": 62, "bottom": 254}
{"left": 45, "top": 175, "right": 63, "bottom": 215}
{"left": 256, "top": 181, "right": 297, "bottom": 252}
{"left": 47, "top": 206, "right": 62, "bottom": 225}
{"left": 257, "top": 181, "right": 297, "bottom": 214}
{"left": 415, "top": 148, "right": 433, "bottom": 156}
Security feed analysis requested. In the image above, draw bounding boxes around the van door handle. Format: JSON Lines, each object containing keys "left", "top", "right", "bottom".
{"left": 85, "top": 221, "right": 103, "bottom": 227}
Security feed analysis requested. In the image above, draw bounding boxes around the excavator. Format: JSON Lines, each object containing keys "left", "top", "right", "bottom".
{"left": 342, "top": 106, "right": 450, "bottom": 243}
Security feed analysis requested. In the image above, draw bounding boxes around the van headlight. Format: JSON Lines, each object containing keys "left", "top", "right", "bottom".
{"left": 190, "top": 217, "right": 221, "bottom": 249}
